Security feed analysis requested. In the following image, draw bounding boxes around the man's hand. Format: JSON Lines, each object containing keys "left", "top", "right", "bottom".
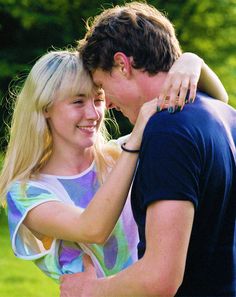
{"left": 60, "top": 254, "right": 97, "bottom": 297}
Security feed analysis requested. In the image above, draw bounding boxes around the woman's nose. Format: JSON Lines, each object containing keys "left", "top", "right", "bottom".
{"left": 85, "top": 103, "right": 100, "bottom": 120}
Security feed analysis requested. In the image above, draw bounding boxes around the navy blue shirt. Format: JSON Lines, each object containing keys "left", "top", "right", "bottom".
{"left": 131, "top": 92, "right": 236, "bottom": 296}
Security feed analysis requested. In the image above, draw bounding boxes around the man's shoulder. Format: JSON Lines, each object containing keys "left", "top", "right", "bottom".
{"left": 143, "top": 92, "right": 236, "bottom": 149}
{"left": 144, "top": 104, "right": 196, "bottom": 136}
{"left": 142, "top": 93, "right": 216, "bottom": 143}
{"left": 145, "top": 91, "right": 234, "bottom": 135}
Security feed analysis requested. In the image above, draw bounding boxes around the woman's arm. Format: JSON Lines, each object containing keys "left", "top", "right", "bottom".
{"left": 198, "top": 59, "right": 228, "bottom": 103}
{"left": 158, "top": 52, "right": 228, "bottom": 111}
{"left": 23, "top": 98, "right": 158, "bottom": 245}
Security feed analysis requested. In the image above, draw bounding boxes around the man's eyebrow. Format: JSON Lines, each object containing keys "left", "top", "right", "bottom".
{"left": 93, "top": 80, "right": 101, "bottom": 88}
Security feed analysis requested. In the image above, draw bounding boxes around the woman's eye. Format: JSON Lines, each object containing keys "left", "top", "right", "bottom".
{"left": 73, "top": 99, "right": 84, "bottom": 104}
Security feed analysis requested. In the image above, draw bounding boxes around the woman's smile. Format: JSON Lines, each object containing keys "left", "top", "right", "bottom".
{"left": 76, "top": 125, "right": 97, "bottom": 133}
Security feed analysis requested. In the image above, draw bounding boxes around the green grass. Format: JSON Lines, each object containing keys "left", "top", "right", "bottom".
{"left": 0, "top": 211, "right": 59, "bottom": 297}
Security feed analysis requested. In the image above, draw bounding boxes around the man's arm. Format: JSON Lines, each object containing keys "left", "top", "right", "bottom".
{"left": 60, "top": 199, "right": 194, "bottom": 297}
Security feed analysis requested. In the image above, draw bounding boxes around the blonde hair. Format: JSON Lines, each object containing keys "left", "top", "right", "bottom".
{"left": 0, "top": 49, "right": 120, "bottom": 206}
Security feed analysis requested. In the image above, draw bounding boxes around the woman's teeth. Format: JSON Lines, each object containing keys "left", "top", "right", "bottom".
{"left": 77, "top": 126, "right": 96, "bottom": 132}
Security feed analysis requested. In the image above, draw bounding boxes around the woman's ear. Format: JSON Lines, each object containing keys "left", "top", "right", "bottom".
{"left": 113, "top": 52, "right": 132, "bottom": 77}
{"left": 43, "top": 106, "right": 50, "bottom": 119}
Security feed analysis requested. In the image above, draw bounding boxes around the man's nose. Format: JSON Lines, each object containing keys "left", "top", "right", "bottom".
{"left": 105, "top": 97, "right": 115, "bottom": 109}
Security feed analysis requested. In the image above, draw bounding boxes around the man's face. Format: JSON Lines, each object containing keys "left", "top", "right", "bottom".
{"left": 92, "top": 68, "right": 142, "bottom": 124}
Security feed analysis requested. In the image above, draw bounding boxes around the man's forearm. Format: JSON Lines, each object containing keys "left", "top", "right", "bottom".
{"left": 86, "top": 259, "right": 153, "bottom": 297}
{"left": 85, "top": 257, "right": 178, "bottom": 297}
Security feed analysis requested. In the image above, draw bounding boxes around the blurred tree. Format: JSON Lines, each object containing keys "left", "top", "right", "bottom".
{"left": 0, "top": 0, "right": 235, "bottom": 150}
{"left": 151, "top": 0, "right": 236, "bottom": 104}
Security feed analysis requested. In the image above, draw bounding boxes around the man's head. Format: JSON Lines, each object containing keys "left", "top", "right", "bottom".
{"left": 79, "top": 2, "right": 181, "bottom": 74}
{"left": 79, "top": 1, "right": 182, "bottom": 123}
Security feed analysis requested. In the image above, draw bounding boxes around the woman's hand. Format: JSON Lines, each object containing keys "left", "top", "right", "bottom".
{"left": 158, "top": 53, "right": 203, "bottom": 112}
{"left": 126, "top": 98, "right": 158, "bottom": 150}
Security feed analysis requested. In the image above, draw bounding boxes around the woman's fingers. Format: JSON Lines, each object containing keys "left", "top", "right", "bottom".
{"left": 187, "top": 74, "right": 198, "bottom": 103}
{"left": 157, "top": 53, "right": 203, "bottom": 113}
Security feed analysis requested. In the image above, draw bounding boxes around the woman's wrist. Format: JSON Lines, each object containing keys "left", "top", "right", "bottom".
{"left": 123, "top": 136, "right": 141, "bottom": 151}
{"left": 121, "top": 143, "right": 140, "bottom": 153}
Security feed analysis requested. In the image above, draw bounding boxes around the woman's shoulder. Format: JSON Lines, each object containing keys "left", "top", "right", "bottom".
{"left": 7, "top": 178, "right": 53, "bottom": 199}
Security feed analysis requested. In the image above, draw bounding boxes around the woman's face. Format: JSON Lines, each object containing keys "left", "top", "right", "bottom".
{"left": 45, "top": 89, "right": 105, "bottom": 152}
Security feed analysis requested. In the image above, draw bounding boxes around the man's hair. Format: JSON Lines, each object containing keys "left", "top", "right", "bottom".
{"left": 79, "top": 1, "right": 182, "bottom": 74}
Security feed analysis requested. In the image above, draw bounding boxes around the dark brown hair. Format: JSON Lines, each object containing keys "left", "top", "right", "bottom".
{"left": 79, "top": 1, "right": 182, "bottom": 75}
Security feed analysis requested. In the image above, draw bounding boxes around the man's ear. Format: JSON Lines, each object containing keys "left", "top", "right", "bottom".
{"left": 113, "top": 52, "right": 132, "bottom": 77}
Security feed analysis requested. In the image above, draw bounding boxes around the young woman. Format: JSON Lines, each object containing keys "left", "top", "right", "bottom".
{"left": 0, "top": 49, "right": 228, "bottom": 283}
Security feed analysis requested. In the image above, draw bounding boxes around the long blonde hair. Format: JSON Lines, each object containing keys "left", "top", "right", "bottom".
{"left": 0, "top": 49, "right": 120, "bottom": 206}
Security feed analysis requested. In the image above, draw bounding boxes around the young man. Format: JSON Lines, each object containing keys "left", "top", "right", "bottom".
{"left": 61, "top": 2, "right": 236, "bottom": 296}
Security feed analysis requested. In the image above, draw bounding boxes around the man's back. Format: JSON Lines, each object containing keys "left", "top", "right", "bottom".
{"left": 132, "top": 92, "right": 236, "bottom": 296}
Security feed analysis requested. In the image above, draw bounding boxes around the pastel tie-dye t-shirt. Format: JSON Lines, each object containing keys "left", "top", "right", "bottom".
{"left": 7, "top": 161, "right": 138, "bottom": 282}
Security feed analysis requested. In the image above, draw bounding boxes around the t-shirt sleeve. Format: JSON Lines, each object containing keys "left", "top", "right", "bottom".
{"left": 7, "top": 181, "right": 61, "bottom": 260}
{"left": 138, "top": 128, "right": 202, "bottom": 209}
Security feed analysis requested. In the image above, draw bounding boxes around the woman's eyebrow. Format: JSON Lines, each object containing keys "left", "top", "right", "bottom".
{"left": 74, "top": 93, "right": 86, "bottom": 97}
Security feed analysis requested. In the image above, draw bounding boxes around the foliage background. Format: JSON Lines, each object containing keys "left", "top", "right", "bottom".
{"left": 0, "top": 0, "right": 235, "bottom": 296}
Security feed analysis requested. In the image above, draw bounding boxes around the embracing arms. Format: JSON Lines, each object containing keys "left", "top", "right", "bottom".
{"left": 158, "top": 52, "right": 228, "bottom": 111}
{"left": 24, "top": 52, "right": 226, "bottom": 246}
{"left": 60, "top": 200, "right": 194, "bottom": 297}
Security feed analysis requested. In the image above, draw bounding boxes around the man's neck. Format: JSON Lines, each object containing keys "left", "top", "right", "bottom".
{"left": 135, "top": 71, "right": 168, "bottom": 103}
